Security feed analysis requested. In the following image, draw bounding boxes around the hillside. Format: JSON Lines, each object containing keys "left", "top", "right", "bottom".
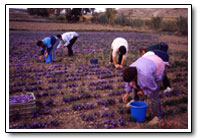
{"left": 117, "top": 8, "right": 188, "bottom": 18}
{"left": 9, "top": 8, "right": 188, "bottom": 22}
{"left": 9, "top": 8, "right": 188, "bottom": 33}
{"left": 9, "top": 8, "right": 51, "bottom": 22}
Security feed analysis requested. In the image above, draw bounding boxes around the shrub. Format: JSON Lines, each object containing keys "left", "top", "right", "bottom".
{"left": 114, "top": 16, "right": 144, "bottom": 27}
{"left": 131, "top": 19, "right": 144, "bottom": 27}
{"left": 114, "top": 15, "right": 132, "bottom": 26}
{"left": 99, "top": 14, "right": 109, "bottom": 24}
{"left": 176, "top": 16, "right": 188, "bottom": 35}
{"left": 161, "top": 21, "right": 177, "bottom": 32}
{"left": 91, "top": 12, "right": 99, "bottom": 23}
{"left": 56, "top": 15, "right": 66, "bottom": 20}
{"left": 144, "top": 20, "right": 151, "bottom": 27}
{"left": 151, "top": 16, "right": 162, "bottom": 29}
{"left": 91, "top": 13, "right": 109, "bottom": 24}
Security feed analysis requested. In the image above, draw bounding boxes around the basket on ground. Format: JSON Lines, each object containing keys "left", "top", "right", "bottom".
{"left": 9, "top": 92, "right": 36, "bottom": 119}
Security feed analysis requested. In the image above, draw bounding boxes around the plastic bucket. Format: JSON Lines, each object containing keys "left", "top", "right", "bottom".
{"left": 44, "top": 54, "right": 52, "bottom": 63}
{"left": 90, "top": 58, "right": 98, "bottom": 65}
{"left": 130, "top": 101, "right": 148, "bottom": 122}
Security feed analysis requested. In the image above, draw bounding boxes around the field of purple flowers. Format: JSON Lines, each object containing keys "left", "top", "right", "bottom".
{"left": 9, "top": 31, "right": 188, "bottom": 129}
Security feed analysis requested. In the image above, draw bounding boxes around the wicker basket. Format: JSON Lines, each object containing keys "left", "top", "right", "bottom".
{"left": 9, "top": 92, "right": 36, "bottom": 119}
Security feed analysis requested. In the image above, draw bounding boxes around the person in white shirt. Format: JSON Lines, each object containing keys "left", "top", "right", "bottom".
{"left": 57, "top": 32, "right": 79, "bottom": 56}
{"left": 110, "top": 37, "right": 128, "bottom": 69}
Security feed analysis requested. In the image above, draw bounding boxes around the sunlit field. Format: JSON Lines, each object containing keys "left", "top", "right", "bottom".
{"left": 9, "top": 30, "right": 188, "bottom": 129}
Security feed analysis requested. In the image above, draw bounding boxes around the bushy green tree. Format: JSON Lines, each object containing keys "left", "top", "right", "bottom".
{"left": 65, "top": 8, "right": 95, "bottom": 22}
{"left": 105, "top": 8, "right": 117, "bottom": 24}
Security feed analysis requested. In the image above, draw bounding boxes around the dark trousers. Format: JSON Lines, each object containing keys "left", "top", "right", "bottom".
{"left": 110, "top": 53, "right": 123, "bottom": 64}
{"left": 163, "top": 73, "right": 171, "bottom": 89}
{"left": 149, "top": 87, "right": 163, "bottom": 119}
{"left": 133, "top": 84, "right": 163, "bottom": 119}
{"left": 66, "top": 37, "right": 78, "bottom": 56}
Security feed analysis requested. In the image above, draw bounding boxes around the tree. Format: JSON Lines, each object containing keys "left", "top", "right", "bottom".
{"left": 27, "top": 8, "right": 95, "bottom": 22}
{"left": 55, "top": 8, "right": 62, "bottom": 16}
{"left": 82, "top": 8, "right": 95, "bottom": 15}
{"left": 65, "top": 8, "right": 95, "bottom": 22}
{"left": 105, "top": 8, "right": 117, "bottom": 24}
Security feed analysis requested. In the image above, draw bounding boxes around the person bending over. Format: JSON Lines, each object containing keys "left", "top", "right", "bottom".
{"left": 122, "top": 52, "right": 168, "bottom": 125}
{"left": 139, "top": 43, "right": 173, "bottom": 93}
{"left": 57, "top": 32, "right": 79, "bottom": 56}
{"left": 109, "top": 37, "right": 128, "bottom": 69}
{"left": 36, "top": 35, "right": 59, "bottom": 62}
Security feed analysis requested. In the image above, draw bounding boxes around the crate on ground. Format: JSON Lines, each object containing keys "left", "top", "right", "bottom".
{"left": 9, "top": 92, "right": 36, "bottom": 119}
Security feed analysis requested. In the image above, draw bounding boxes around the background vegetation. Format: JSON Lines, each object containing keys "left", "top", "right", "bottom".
{"left": 11, "top": 8, "right": 188, "bottom": 36}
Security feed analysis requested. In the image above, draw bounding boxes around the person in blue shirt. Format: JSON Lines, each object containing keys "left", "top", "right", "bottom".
{"left": 139, "top": 43, "right": 173, "bottom": 93}
{"left": 36, "top": 36, "right": 59, "bottom": 62}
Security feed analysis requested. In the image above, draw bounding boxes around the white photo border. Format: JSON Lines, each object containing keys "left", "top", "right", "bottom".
{"left": 5, "top": 4, "right": 192, "bottom": 133}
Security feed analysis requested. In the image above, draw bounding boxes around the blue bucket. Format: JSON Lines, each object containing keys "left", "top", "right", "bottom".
{"left": 130, "top": 101, "right": 148, "bottom": 122}
{"left": 44, "top": 54, "right": 52, "bottom": 63}
{"left": 90, "top": 58, "right": 98, "bottom": 65}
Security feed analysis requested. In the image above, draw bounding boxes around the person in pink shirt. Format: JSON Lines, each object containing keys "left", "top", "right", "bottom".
{"left": 122, "top": 51, "right": 168, "bottom": 125}
{"left": 143, "top": 53, "right": 166, "bottom": 76}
